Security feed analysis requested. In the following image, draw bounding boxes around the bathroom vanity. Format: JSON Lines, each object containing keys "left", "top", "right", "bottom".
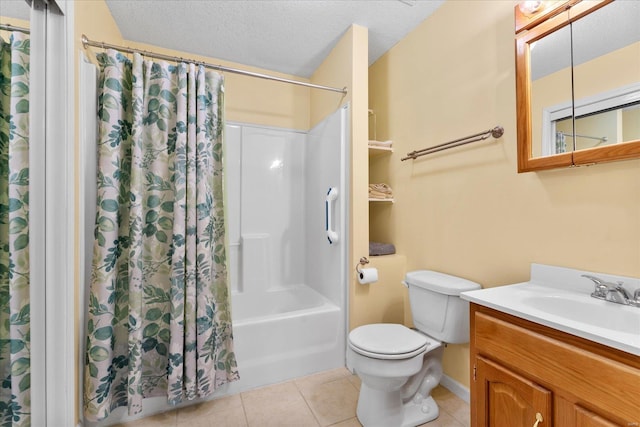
{"left": 462, "top": 265, "right": 640, "bottom": 427}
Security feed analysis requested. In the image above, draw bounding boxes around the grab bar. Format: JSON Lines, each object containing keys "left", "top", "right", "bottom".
{"left": 325, "top": 187, "right": 339, "bottom": 244}
{"left": 401, "top": 125, "right": 504, "bottom": 161}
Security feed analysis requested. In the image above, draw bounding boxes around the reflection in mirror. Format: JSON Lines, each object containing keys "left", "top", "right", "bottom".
{"left": 571, "top": 0, "right": 640, "bottom": 152}
{"left": 530, "top": 24, "right": 573, "bottom": 157}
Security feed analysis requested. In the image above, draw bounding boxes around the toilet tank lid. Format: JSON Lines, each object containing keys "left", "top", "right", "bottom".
{"left": 405, "top": 270, "right": 481, "bottom": 295}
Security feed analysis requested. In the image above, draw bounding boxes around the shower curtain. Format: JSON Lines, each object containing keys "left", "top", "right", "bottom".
{"left": 0, "top": 32, "right": 31, "bottom": 427}
{"left": 84, "top": 50, "right": 238, "bottom": 422}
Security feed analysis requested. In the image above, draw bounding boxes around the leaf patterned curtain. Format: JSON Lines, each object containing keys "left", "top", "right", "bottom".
{"left": 84, "top": 50, "right": 239, "bottom": 422}
{"left": 0, "top": 33, "right": 31, "bottom": 427}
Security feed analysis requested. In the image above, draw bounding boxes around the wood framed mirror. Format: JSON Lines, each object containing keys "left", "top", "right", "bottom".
{"left": 515, "top": 0, "right": 640, "bottom": 173}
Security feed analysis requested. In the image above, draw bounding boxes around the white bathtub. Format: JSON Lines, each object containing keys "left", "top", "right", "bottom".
{"left": 225, "top": 285, "right": 345, "bottom": 394}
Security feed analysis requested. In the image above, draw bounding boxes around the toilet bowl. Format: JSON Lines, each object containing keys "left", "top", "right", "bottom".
{"left": 348, "top": 271, "right": 481, "bottom": 427}
{"left": 347, "top": 324, "right": 444, "bottom": 427}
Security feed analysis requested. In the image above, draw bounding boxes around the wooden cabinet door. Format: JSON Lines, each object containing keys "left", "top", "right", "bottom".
{"left": 476, "top": 356, "right": 552, "bottom": 427}
{"left": 575, "top": 406, "right": 621, "bottom": 427}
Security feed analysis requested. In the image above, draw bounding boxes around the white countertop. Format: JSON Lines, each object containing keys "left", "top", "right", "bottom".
{"left": 461, "top": 264, "right": 640, "bottom": 356}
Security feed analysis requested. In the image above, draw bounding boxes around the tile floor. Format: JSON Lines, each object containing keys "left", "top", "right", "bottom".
{"left": 114, "top": 368, "right": 470, "bottom": 427}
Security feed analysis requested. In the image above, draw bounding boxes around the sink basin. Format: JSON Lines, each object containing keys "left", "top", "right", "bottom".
{"left": 525, "top": 295, "right": 640, "bottom": 335}
{"left": 460, "top": 264, "right": 640, "bottom": 355}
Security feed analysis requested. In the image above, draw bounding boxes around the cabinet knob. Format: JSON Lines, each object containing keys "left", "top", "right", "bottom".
{"left": 533, "top": 412, "right": 544, "bottom": 427}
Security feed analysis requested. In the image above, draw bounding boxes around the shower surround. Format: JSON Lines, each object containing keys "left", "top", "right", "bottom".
{"left": 224, "top": 105, "right": 349, "bottom": 394}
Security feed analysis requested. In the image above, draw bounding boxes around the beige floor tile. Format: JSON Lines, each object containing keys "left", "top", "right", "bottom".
{"left": 176, "top": 395, "right": 247, "bottom": 427}
{"left": 300, "top": 378, "right": 359, "bottom": 426}
{"left": 295, "top": 367, "right": 351, "bottom": 393}
{"left": 418, "top": 410, "right": 466, "bottom": 427}
{"left": 242, "top": 381, "right": 318, "bottom": 427}
{"left": 112, "top": 409, "right": 177, "bottom": 427}
{"left": 103, "top": 369, "right": 471, "bottom": 427}
{"left": 329, "top": 417, "right": 362, "bottom": 427}
{"left": 244, "top": 398, "right": 319, "bottom": 427}
{"left": 176, "top": 404, "right": 247, "bottom": 427}
{"left": 241, "top": 381, "right": 306, "bottom": 406}
{"left": 177, "top": 394, "right": 243, "bottom": 419}
{"left": 432, "top": 386, "right": 470, "bottom": 426}
{"left": 447, "top": 405, "right": 470, "bottom": 427}
{"left": 346, "top": 374, "right": 361, "bottom": 390}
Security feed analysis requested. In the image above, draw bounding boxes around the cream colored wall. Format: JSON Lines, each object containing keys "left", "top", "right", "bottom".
{"left": 369, "top": 0, "right": 640, "bottom": 389}
{"left": 0, "top": 16, "right": 29, "bottom": 31}
{"left": 360, "top": 254, "right": 408, "bottom": 326}
{"left": 574, "top": 111, "right": 617, "bottom": 150}
{"left": 309, "top": 25, "right": 357, "bottom": 128}
{"left": 310, "top": 25, "right": 379, "bottom": 332}
{"left": 623, "top": 108, "right": 640, "bottom": 141}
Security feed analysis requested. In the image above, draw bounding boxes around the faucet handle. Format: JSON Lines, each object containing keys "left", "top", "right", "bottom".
{"left": 582, "top": 274, "right": 607, "bottom": 298}
{"left": 581, "top": 274, "right": 603, "bottom": 284}
{"left": 614, "top": 281, "right": 631, "bottom": 300}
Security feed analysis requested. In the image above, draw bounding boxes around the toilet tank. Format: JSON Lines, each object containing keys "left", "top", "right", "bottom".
{"left": 404, "top": 270, "right": 481, "bottom": 344}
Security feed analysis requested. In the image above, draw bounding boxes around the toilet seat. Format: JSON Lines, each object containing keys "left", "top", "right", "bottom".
{"left": 349, "top": 324, "right": 428, "bottom": 360}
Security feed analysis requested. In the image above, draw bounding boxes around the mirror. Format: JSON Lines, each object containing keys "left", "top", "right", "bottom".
{"left": 530, "top": 24, "right": 572, "bottom": 157}
{"left": 571, "top": 1, "right": 640, "bottom": 158}
{"left": 516, "top": 0, "right": 640, "bottom": 172}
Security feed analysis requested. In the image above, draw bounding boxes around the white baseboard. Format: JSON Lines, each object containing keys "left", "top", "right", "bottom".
{"left": 440, "top": 374, "right": 470, "bottom": 404}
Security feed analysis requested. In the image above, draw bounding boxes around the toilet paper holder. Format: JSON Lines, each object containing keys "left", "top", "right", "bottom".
{"left": 356, "top": 257, "right": 369, "bottom": 274}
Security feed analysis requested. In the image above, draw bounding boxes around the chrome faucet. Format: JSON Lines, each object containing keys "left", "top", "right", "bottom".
{"left": 581, "top": 274, "right": 640, "bottom": 307}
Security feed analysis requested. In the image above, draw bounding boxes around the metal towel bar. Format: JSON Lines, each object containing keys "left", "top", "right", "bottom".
{"left": 401, "top": 125, "right": 504, "bottom": 161}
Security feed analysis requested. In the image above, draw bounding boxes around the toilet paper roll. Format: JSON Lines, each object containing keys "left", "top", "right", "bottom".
{"left": 358, "top": 268, "right": 378, "bottom": 285}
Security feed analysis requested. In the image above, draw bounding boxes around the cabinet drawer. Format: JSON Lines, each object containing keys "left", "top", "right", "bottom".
{"left": 474, "top": 311, "right": 640, "bottom": 424}
{"left": 575, "top": 406, "right": 620, "bottom": 427}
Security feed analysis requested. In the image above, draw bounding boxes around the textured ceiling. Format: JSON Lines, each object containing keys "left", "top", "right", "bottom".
{"left": 1, "top": 1, "right": 30, "bottom": 21}
{"left": 103, "top": 0, "right": 445, "bottom": 78}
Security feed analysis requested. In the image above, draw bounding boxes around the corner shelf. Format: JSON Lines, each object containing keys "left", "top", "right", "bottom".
{"left": 368, "top": 144, "right": 393, "bottom": 159}
{"left": 368, "top": 144, "right": 393, "bottom": 203}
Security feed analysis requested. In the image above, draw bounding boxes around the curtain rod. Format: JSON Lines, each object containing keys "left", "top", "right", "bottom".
{"left": 81, "top": 34, "right": 347, "bottom": 95}
{"left": 557, "top": 131, "right": 607, "bottom": 143}
{"left": 0, "top": 23, "right": 30, "bottom": 34}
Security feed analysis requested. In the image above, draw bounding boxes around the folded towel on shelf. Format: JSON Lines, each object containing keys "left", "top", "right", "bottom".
{"left": 368, "top": 183, "right": 392, "bottom": 194}
{"left": 369, "top": 190, "right": 393, "bottom": 199}
{"left": 368, "top": 140, "right": 393, "bottom": 148}
{"left": 369, "top": 242, "right": 396, "bottom": 256}
{"left": 368, "top": 183, "right": 393, "bottom": 199}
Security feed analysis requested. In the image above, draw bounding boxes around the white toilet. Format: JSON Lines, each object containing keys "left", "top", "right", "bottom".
{"left": 347, "top": 270, "right": 481, "bottom": 427}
